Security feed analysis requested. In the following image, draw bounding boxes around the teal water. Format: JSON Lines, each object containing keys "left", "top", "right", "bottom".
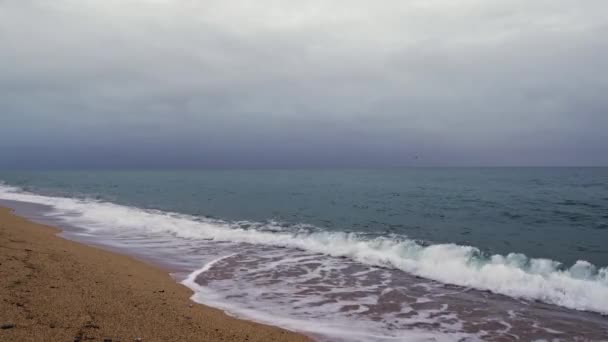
{"left": 2, "top": 168, "right": 608, "bottom": 340}
{"left": 1, "top": 168, "right": 607, "bottom": 266}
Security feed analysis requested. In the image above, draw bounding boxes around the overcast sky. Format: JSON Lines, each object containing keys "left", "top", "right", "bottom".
{"left": 1, "top": 0, "right": 607, "bottom": 168}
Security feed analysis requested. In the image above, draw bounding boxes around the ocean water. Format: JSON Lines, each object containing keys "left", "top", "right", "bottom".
{"left": 0, "top": 169, "right": 607, "bottom": 341}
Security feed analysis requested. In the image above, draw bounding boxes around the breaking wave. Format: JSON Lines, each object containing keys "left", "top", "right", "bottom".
{"left": 1, "top": 183, "right": 607, "bottom": 315}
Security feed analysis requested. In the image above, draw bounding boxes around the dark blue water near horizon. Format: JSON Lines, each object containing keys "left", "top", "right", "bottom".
{"left": 1, "top": 167, "right": 607, "bottom": 267}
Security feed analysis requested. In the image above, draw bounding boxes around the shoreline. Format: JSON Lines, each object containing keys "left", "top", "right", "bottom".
{"left": 0, "top": 206, "right": 311, "bottom": 341}
{"left": 2, "top": 184, "right": 608, "bottom": 341}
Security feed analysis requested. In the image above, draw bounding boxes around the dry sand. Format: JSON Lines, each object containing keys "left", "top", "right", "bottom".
{"left": 0, "top": 206, "right": 311, "bottom": 341}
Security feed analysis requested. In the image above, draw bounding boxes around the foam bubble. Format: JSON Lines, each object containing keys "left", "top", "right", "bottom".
{"left": 181, "top": 252, "right": 480, "bottom": 342}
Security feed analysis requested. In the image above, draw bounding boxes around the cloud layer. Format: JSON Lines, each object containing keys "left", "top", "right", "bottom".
{"left": 1, "top": 0, "right": 607, "bottom": 167}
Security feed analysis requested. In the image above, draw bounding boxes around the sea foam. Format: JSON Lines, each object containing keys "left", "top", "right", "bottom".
{"left": 1, "top": 183, "right": 607, "bottom": 316}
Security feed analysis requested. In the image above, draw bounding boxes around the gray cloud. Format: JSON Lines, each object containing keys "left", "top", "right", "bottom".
{"left": 1, "top": 0, "right": 607, "bottom": 168}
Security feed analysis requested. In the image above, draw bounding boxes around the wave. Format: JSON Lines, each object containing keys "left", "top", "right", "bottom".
{"left": 181, "top": 254, "right": 479, "bottom": 342}
{"left": 1, "top": 183, "right": 607, "bottom": 315}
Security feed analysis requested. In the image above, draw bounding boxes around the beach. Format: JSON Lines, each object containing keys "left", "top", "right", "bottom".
{"left": 1, "top": 170, "right": 608, "bottom": 341}
{"left": 0, "top": 206, "right": 310, "bottom": 341}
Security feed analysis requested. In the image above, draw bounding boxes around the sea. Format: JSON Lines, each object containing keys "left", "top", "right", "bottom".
{"left": 0, "top": 168, "right": 607, "bottom": 341}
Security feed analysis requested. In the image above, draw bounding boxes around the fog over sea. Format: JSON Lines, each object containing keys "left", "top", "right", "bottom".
{"left": 1, "top": 168, "right": 607, "bottom": 341}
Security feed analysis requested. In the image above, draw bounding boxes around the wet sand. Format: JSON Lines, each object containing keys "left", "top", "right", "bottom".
{"left": 0, "top": 206, "right": 311, "bottom": 342}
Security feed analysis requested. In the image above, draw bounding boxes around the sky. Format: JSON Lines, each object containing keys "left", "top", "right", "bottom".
{"left": 1, "top": 0, "right": 607, "bottom": 168}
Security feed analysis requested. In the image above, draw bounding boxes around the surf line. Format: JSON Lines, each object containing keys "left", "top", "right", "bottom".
{"left": 182, "top": 253, "right": 239, "bottom": 291}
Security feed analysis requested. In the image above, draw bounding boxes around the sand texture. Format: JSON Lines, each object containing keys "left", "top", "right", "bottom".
{"left": 0, "top": 207, "right": 311, "bottom": 342}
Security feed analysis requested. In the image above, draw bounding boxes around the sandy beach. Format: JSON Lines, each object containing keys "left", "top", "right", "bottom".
{"left": 0, "top": 206, "right": 310, "bottom": 341}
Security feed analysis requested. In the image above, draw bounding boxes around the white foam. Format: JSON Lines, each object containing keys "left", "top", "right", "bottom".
{"left": 1, "top": 183, "right": 608, "bottom": 316}
{"left": 182, "top": 253, "right": 239, "bottom": 291}
{"left": 182, "top": 253, "right": 478, "bottom": 342}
